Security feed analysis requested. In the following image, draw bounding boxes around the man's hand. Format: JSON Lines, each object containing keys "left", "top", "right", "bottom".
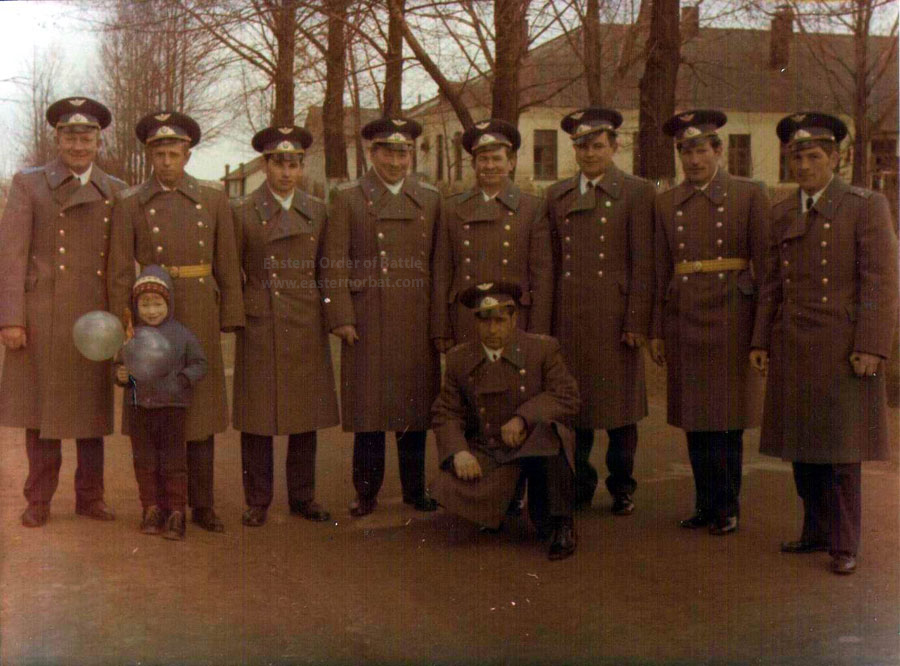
{"left": 850, "top": 351, "right": 881, "bottom": 377}
{"left": 648, "top": 338, "right": 665, "bottom": 366}
{"left": 0, "top": 326, "right": 26, "bottom": 350}
{"left": 453, "top": 450, "right": 482, "bottom": 481}
{"left": 434, "top": 338, "right": 455, "bottom": 353}
{"left": 332, "top": 325, "right": 359, "bottom": 346}
{"left": 621, "top": 331, "right": 646, "bottom": 349}
{"left": 115, "top": 365, "right": 130, "bottom": 383}
{"left": 749, "top": 349, "right": 769, "bottom": 375}
{"left": 501, "top": 416, "right": 527, "bottom": 448}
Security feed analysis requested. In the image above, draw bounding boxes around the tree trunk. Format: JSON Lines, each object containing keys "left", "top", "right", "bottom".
{"left": 384, "top": 0, "right": 405, "bottom": 116}
{"left": 638, "top": 0, "right": 680, "bottom": 183}
{"left": 324, "top": 0, "right": 349, "bottom": 183}
{"left": 272, "top": 0, "right": 297, "bottom": 125}
{"left": 583, "top": 0, "right": 603, "bottom": 105}
{"left": 491, "top": 0, "right": 529, "bottom": 125}
{"left": 851, "top": 1, "right": 870, "bottom": 187}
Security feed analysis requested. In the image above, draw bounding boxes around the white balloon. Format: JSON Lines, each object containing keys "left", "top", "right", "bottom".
{"left": 72, "top": 311, "right": 125, "bottom": 361}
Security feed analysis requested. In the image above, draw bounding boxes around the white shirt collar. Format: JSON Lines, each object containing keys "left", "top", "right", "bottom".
{"left": 269, "top": 186, "right": 294, "bottom": 211}
{"left": 375, "top": 172, "right": 404, "bottom": 195}
{"left": 696, "top": 167, "right": 719, "bottom": 191}
{"left": 482, "top": 190, "right": 499, "bottom": 202}
{"left": 580, "top": 172, "right": 603, "bottom": 195}
{"left": 482, "top": 344, "right": 503, "bottom": 362}
{"left": 801, "top": 176, "right": 834, "bottom": 213}
{"left": 72, "top": 164, "right": 92, "bottom": 186}
{"left": 156, "top": 176, "right": 174, "bottom": 192}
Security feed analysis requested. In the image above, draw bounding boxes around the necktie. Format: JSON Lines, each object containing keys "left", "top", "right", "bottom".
{"left": 806, "top": 197, "right": 814, "bottom": 213}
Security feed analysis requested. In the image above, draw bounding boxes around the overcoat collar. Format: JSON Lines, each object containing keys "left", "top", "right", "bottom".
{"left": 781, "top": 176, "right": 847, "bottom": 241}
{"left": 361, "top": 169, "right": 425, "bottom": 213}
{"left": 456, "top": 181, "right": 520, "bottom": 223}
{"left": 460, "top": 328, "right": 527, "bottom": 378}
{"left": 45, "top": 158, "right": 114, "bottom": 209}
{"left": 252, "top": 185, "right": 315, "bottom": 242}
{"left": 138, "top": 173, "right": 203, "bottom": 205}
{"left": 673, "top": 168, "right": 727, "bottom": 206}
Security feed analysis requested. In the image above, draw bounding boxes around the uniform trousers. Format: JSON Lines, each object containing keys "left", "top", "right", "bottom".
{"left": 353, "top": 430, "right": 427, "bottom": 501}
{"left": 186, "top": 435, "right": 215, "bottom": 509}
{"left": 792, "top": 462, "right": 861, "bottom": 557}
{"left": 686, "top": 430, "right": 743, "bottom": 521}
{"left": 521, "top": 451, "right": 575, "bottom": 531}
{"left": 129, "top": 406, "right": 187, "bottom": 513}
{"left": 574, "top": 424, "right": 638, "bottom": 502}
{"left": 24, "top": 428, "right": 104, "bottom": 508}
{"left": 241, "top": 431, "right": 318, "bottom": 508}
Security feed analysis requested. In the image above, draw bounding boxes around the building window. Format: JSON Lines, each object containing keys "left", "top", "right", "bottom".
{"left": 453, "top": 132, "right": 463, "bottom": 181}
{"left": 632, "top": 132, "right": 641, "bottom": 176}
{"left": 872, "top": 138, "right": 898, "bottom": 174}
{"left": 227, "top": 180, "right": 242, "bottom": 199}
{"left": 436, "top": 134, "right": 444, "bottom": 181}
{"left": 778, "top": 148, "right": 795, "bottom": 183}
{"left": 533, "top": 129, "right": 557, "bottom": 180}
{"left": 728, "top": 134, "right": 751, "bottom": 177}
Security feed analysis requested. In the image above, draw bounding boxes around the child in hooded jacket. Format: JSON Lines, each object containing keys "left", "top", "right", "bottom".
{"left": 115, "top": 265, "right": 207, "bottom": 540}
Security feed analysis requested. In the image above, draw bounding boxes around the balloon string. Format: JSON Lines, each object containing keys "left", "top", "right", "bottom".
{"left": 128, "top": 376, "right": 137, "bottom": 406}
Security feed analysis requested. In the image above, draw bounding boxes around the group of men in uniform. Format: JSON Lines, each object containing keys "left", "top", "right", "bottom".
{"left": 0, "top": 94, "right": 895, "bottom": 570}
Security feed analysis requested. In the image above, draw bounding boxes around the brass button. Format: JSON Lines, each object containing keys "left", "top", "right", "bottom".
{"left": 149, "top": 209, "right": 155, "bottom": 215}
{"left": 96, "top": 270, "right": 103, "bottom": 277}
{"left": 822, "top": 277, "right": 829, "bottom": 285}
{"left": 59, "top": 265, "right": 66, "bottom": 271}
{"left": 195, "top": 203, "right": 202, "bottom": 210}
{"left": 502, "top": 241, "right": 509, "bottom": 248}
{"left": 153, "top": 227, "right": 160, "bottom": 233}
{"left": 504, "top": 225, "right": 511, "bottom": 231}
{"left": 198, "top": 240, "right": 205, "bottom": 247}
{"left": 262, "top": 220, "right": 267, "bottom": 226}
{"left": 463, "top": 240, "right": 470, "bottom": 247}
{"left": 676, "top": 210, "right": 683, "bottom": 217}
{"left": 600, "top": 235, "right": 605, "bottom": 242}
{"left": 783, "top": 260, "right": 789, "bottom": 266}
{"left": 717, "top": 206, "right": 725, "bottom": 212}
{"left": 274, "top": 290, "right": 279, "bottom": 296}
{"left": 821, "top": 259, "right": 828, "bottom": 266}
{"left": 824, "top": 223, "right": 831, "bottom": 229}
{"left": 564, "top": 271, "right": 571, "bottom": 278}
{"left": 381, "top": 267, "right": 388, "bottom": 274}
{"left": 600, "top": 217, "right": 607, "bottom": 224}
{"left": 564, "top": 254, "right": 571, "bottom": 260}
{"left": 821, "top": 296, "right": 828, "bottom": 303}
{"left": 716, "top": 222, "right": 723, "bottom": 228}
{"left": 465, "top": 275, "right": 471, "bottom": 281}
{"left": 519, "top": 369, "right": 526, "bottom": 375}
{"left": 59, "top": 229, "right": 65, "bottom": 236}
{"left": 599, "top": 253, "right": 605, "bottom": 259}
{"left": 718, "top": 273, "right": 725, "bottom": 280}
{"left": 463, "top": 225, "right": 470, "bottom": 231}
{"left": 682, "top": 275, "right": 688, "bottom": 282}
{"left": 58, "top": 247, "right": 65, "bottom": 254}
{"left": 716, "top": 239, "right": 723, "bottom": 246}
{"left": 272, "top": 273, "right": 278, "bottom": 278}
{"left": 598, "top": 270, "right": 603, "bottom": 277}
{"left": 377, "top": 232, "right": 384, "bottom": 239}
{"left": 464, "top": 258, "right": 471, "bottom": 263}
{"left": 104, "top": 217, "right": 109, "bottom": 223}
{"left": 156, "top": 246, "right": 163, "bottom": 253}
{"left": 676, "top": 226, "right": 683, "bottom": 232}
{"left": 501, "top": 259, "right": 508, "bottom": 265}
{"left": 564, "top": 236, "right": 571, "bottom": 243}
{"left": 604, "top": 201, "right": 612, "bottom": 208}
{"left": 678, "top": 243, "right": 685, "bottom": 249}
{"left": 197, "top": 221, "right": 203, "bottom": 227}
{"left": 380, "top": 250, "right": 386, "bottom": 257}
{"left": 821, "top": 241, "right": 827, "bottom": 248}
{"left": 199, "top": 277, "right": 205, "bottom": 284}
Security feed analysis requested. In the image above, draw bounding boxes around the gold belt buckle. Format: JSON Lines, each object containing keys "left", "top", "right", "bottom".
{"left": 693, "top": 261, "right": 703, "bottom": 273}
{"left": 168, "top": 265, "right": 180, "bottom": 278}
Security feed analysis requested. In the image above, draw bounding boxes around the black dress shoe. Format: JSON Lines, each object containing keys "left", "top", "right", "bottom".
{"left": 349, "top": 496, "right": 377, "bottom": 517}
{"left": 830, "top": 554, "right": 857, "bottom": 575}
{"left": 163, "top": 511, "right": 186, "bottom": 541}
{"left": 780, "top": 540, "right": 829, "bottom": 554}
{"left": 611, "top": 494, "right": 635, "bottom": 516}
{"left": 479, "top": 524, "right": 503, "bottom": 534}
{"left": 679, "top": 513, "right": 709, "bottom": 529}
{"left": 192, "top": 507, "right": 225, "bottom": 532}
{"left": 506, "top": 498, "right": 525, "bottom": 517}
{"left": 708, "top": 515, "right": 738, "bottom": 535}
{"left": 140, "top": 505, "right": 164, "bottom": 535}
{"left": 403, "top": 494, "right": 438, "bottom": 512}
{"left": 76, "top": 500, "right": 115, "bottom": 521}
{"left": 548, "top": 520, "right": 577, "bottom": 561}
{"left": 241, "top": 506, "right": 268, "bottom": 527}
{"left": 290, "top": 500, "right": 331, "bottom": 522}
{"left": 21, "top": 503, "right": 49, "bottom": 528}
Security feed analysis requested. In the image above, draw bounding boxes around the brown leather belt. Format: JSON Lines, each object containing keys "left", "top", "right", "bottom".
{"left": 156, "top": 264, "right": 212, "bottom": 279}
{"left": 674, "top": 258, "right": 749, "bottom": 275}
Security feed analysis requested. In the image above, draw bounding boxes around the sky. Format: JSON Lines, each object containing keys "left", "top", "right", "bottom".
{"left": 0, "top": 0, "right": 256, "bottom": 181}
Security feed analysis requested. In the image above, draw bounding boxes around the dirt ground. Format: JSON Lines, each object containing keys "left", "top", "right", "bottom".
{"left": 1, "top": 340, "right": 898, "bottom": 665}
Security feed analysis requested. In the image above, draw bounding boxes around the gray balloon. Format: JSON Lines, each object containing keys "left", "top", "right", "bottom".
{"left": 122, "top": 327, "right": 174, "bottom": 382}
{"left": 72, "top": 311, "right": 125, "bottom": 361}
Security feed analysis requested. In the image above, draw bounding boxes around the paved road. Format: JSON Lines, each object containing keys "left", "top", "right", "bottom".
{"left": 1, "top": 341, "right": 897, "bottom": 665}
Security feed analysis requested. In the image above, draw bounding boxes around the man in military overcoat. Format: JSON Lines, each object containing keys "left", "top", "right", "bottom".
{"left": 431, "top": 281, "right": 580, "bottom": 560}
{"left": 107, "top": 111, "right": 244, "bottom": 532}
{"left": 0, "top": 97, "right": 124, "bottom": 527}
{"left": 750, "top": 113, "right": 898, "bottom": 575}
{"left": 431, "top": 119, "right": 552, "bottom": 350}
{"left": 649, "top": 109, "right": 770, "bottom": 535}
{"left": 321, "top": 118, "right": 441, "bottom": 517}
{"left": 544, "top": 108, "right": 655, "bottom": 515}
{"left": 231, "top": 126, "right": 339, "bottom": 527}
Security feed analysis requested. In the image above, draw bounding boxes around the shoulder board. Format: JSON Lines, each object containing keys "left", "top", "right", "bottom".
{"left": 417, "top": 180, "right": 440, "bottom": 193}
{"left": 547, "top": 177, "right": 577, "bottom": 200}
{"left": 20, "top": 165, "right": 46, "bottom": 175}
{"left": 446, "top": 340, "right": 474, "bottom": 358}
{"left": 529, "top": 333, "right": 556, "bottom": 342}
{"left": 772, "top": 192, "right": 794, "bottom": 209}
{"left": 231, "top": 194, "right": 253, "bottom": 207}
{"left": 107, "top": 175, "right": 127, "bottom": 188}
{"left": 849, "top": 186, "right": 873, "bottom": 199}
{"left": 728, "top": 175, "right": 756, "bottom": 184}
{"left": 335, "top": 180, "right": 359, "bottom": 192}
{"left": 199, "top": 179, "right": 224, "bottom": 191}
{"left": 298, "top": 190, "right": 325, "bottom": 206}
{"left": 118, "top": 183, "right": 144, "bottom": 199}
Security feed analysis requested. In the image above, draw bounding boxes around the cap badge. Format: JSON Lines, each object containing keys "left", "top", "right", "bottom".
{"left": 679, "top": 113, "right": 695, "bottom": 122}
{"left": 70, "top": 99, "right": 85, "bottom": 106}
{"left": 791, "top": 114, "right": 807, "bottom": 123}
{"left": 794, "top": 129, "right": 811, "bottom": 139}
{"left": 577, "top": 124, "right": 592, "bottom": 135}
{"left": 683, "top": 126, "right": 701, "bottom": 138}
{"left": 475, "top": 135, "right": 494, "bottom": 147}
{"left": 480, "top": 296, "right": 499, "bottom": 309}
{"left": 69, "top": 114, "right": 88, "bottom": 124}
{"left": 476, "top": 282, "right": 494, "bottom": 291}
{"left": 393, "top": 119, "right": 407, "bottom": 127}
{"left": 278, "top": 140, "right": 294, "bottom": 151}
{"left": 157, "top": 125, "right": 176, "bottom": 136}
{"left": 476, "top": 121, "right": 490, "bottom": 130}
{"left": 388, "top": 132, "right": 406, "bottom": 142}
{"left": 570, "top": 111, "right": 584, "bottom": 121}
{"left": 278, "top": 127, "right": 293, "bottom": 134}
{"left": 155, "top": 113, "right": 171, "bottom": 121}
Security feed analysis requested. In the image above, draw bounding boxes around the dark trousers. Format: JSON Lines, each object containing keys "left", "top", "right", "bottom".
{"left": 521, "top": 451, "right": 575, "bottom": 531}
{"left": 574, "top": 424, "right": 638, "bottom": 502}
{"left": 686, "top": 430, "right": 743, "bottom": 521}
{"left": 792, "top": 462, "right": 861, "bottom": 557}
{"left": 241, "top": 431, "right": 318, "bottom": 508}
{"left": 129, "top": 406, "right": 187, "bottom": 513}
{"left": 353, "top": 430, "right": 427, "bottom": 501}
{"left": 186, "top": 435, "right": 215, "bottom": 509}
{"left": 24, "top": 428, "right": 104, "bottom": 507}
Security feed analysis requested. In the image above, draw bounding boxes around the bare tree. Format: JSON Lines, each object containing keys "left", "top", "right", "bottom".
{"left": 15, "top": 48, "right": 64, "bottom": 167}
{"left": 638, "top": 0, "right": 680, "bottom": 182}
{"left": 323, "top": 0, "right": 349, "bottom": 183}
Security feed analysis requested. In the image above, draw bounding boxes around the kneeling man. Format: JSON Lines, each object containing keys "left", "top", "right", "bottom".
{"left": 431, "top": 282, "right": 580, "bottom": 560}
